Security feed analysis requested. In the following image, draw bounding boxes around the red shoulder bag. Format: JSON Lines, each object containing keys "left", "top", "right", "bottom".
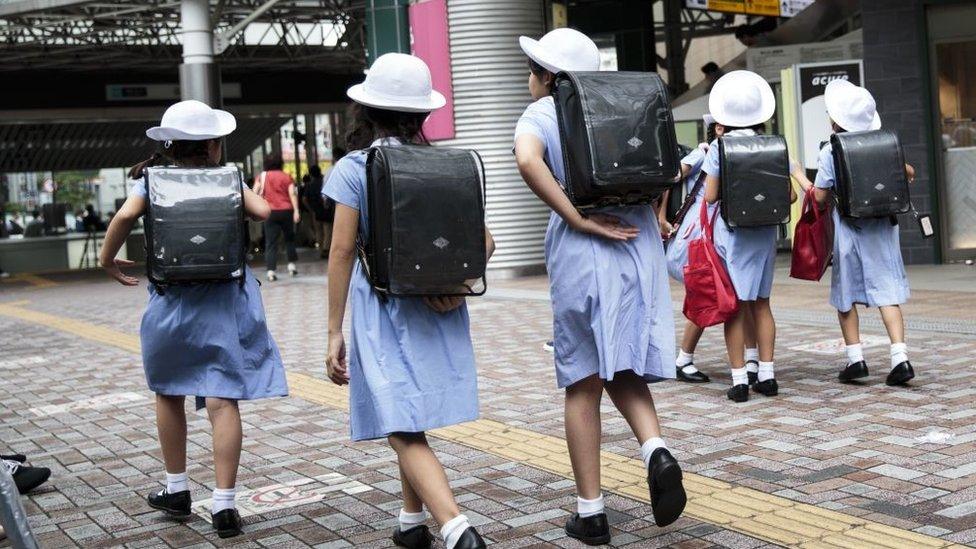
{"left": 683, "top": 201, "right": 739, "bottom": 328}
{"left": 790, "top": 188, "right": 834, "bottom": 281}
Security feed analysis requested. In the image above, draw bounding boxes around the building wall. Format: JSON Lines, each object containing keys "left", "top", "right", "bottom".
{"left": 861, "top": 0, "right": 938, "bottom": 264}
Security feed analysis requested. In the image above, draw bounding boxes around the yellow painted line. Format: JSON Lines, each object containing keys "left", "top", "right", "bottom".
{"left": 0, "top": 302, "right": 963, "bottom": 549}
{"left": 0, "top": 273, "right": 58, "bottom": 288}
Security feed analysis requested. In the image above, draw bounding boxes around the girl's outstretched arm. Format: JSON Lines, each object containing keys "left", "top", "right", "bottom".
{"left": 243, "top": 187, "right": 271, "bottom": 221}
{"left": 99, "top": 194, "right": 145, "bottom": 286}
{"left": 790, "top": 161, "right": 830, "bottom": 205}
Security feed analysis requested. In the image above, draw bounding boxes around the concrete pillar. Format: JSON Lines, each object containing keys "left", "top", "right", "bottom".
{"left": 179, "top": 0, "right": 221, "bottom": 106}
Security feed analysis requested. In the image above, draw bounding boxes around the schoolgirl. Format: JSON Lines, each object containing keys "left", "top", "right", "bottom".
{"left": 514, "top": 28, "right": 686, "bottom": 545}
{"left": 98, "top": 100, "right": 288, "bottom": 538}
{"left": 324, "top": 53, "right": 493, "bottom": 549}
{"left": 662, "top": 117, "right": 764, "bottom": 384}
{"left": 701, "top": 71, "right": 796, "bottom": 403}
{"left": 790, "top": 80, "right": 915, "bottom": 385}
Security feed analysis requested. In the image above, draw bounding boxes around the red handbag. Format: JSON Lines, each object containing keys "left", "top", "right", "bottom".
{"left": 683, "top": 201, "right": 739, "bottom": 328}
{"left": 790, "top": 188, "right": 834, "bottom": 281}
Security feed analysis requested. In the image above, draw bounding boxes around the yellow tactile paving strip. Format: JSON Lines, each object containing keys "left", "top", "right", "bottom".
{"left": 0, "top": 273, "right": 59, "bottom": 288}
{"left": 0, "top": 301, "right": 962, "bottom": 549}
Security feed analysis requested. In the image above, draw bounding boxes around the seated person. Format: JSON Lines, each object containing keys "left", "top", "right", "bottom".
{"left": 23, "top": 211, "right": 44, "bottom": 238}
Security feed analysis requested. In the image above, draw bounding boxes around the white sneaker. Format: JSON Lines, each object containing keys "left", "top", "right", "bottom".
{"left": 287, "top": 263, "right": 298, "bottom": 276}
{"left": 266, "top": 270, "right": 277, "bottom": 282}
{"left": 0, "top": 271, "right": 9, "bottom": 279}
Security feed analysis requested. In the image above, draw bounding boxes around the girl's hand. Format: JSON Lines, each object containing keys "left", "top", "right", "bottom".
{"left": 326, "top": 332, "right": 350, "bottom": 386}
{"left": 424, "top": 296, "right": 465, "bottom": 313}
{"left": 790, "top": 159, "right": 805, "bottom": 177}
{"left": 102, "top": 258, "right": 139, "bottom": 286}
{"left": 571, "top": 213, "right": 640, "bottom": 241}
{"left": 658, "top": 218, "right": 674, "bottom": 239}
{"left": 293, "top": 210, "right": 301, "bottom": 225}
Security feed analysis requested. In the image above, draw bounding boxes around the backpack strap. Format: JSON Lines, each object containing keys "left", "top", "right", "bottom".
{"left": 668, "top": 171, "right": 707, "bottom": 238}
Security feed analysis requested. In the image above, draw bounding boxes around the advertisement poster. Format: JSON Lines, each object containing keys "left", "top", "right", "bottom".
{"left": 794, "top": 60, "right": 863, "bottom": 169}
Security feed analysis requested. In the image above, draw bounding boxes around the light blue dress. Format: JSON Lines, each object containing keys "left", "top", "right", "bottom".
{"left": 130, "top": 180, "right": 288, "bottom": 410}
{"left": 701, "top": 130, "right": 778, "bottom": 302}
{"left": 815, "top": 143, "right": 910, "bottom": 312}
{"left": 323, "top": 142, "right": 480, "bottom": 441}
{"left": 515, "top": 96, "right": 676, "bottom": 388}
{"left": 666, "top": 145, "right": 714, "bottom": 282}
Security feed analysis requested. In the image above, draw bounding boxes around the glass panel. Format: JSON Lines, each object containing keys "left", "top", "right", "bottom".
{"left": 936, "top": 40, "right": 976, "bottom": 149}
{"left": 935, "top": 39, "right": 976, "bottom": 250}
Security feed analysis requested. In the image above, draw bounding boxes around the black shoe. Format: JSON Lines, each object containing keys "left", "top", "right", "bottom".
{"left": 212, "top": 508, "right": 243, "bottom": 539}
{"left": 886, "top": 361, "right": 915, "bottom": 386}
{"left": 676, "top": 364, "right": 710, "bottom": 383}
{"left": 565, "top": 513, "right": 611, "bottom": 546}
{"left": 746, "top": 362, "right": 759, "bottom": 385}
{"left": 1, "top": 454, "right": 26, "bottom": 463}
{"left": 10, "top": 464, "right": 50, "bottom": 494}
{"left": 647, "top": 448, "right": 687, "bottom": 527}
{"left": 753, "top": 378, "right": 778, "bottom": 397}
{"left": 147, "top": 489, "right": 192, "bottom": 518}
{"left": 727, "top": 384, "right": 749, "bottom": 402}
{"left": 453, "top": 526, "right": 486, "bottom": 549}
{"left": 839, "top": 361, "right": 869, "bottom": 382}
{"left": 392, "top": 524, "right": 433, "bottom": 549}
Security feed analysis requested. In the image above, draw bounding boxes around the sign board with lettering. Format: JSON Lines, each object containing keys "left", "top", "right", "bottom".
{"left": 685, "top": 0, "right": 814, "bottom": 17}
{"left": 793, "top": 60, "right": 863, "bottom": 169}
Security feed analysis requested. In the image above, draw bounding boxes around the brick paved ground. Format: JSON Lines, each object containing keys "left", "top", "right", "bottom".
{"left": 1, "top": 254, "right": 975, "bottom": 548}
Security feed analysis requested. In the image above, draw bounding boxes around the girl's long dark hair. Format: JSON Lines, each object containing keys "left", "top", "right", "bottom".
{"left": 128, "top": 139, "right": 216, "bottom": 179}
{"left": 345, "top": 104, "right": 430, "bottom": 151}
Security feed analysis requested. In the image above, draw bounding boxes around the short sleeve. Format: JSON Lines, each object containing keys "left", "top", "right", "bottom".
{"left": 814, "top": 144, "right": 836, "bottom": 189}
{"left": 701, "top": 140, "right": 721, "bottom": 177}
{"left": 323, "top": 154, "right": 363, "bottom": 210}
{"left": 514, "top": 100, "right": 550, "bottom": 145}
{"left": 681, "top": 146, "right": 705, "bottom": 168}
{"left": 128, "top": 179, "right": 147, "bottom": 198}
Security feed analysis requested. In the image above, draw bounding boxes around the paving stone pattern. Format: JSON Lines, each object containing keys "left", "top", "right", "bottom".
{"left": 1, "top": 257, "right": 975, "bottom": 547}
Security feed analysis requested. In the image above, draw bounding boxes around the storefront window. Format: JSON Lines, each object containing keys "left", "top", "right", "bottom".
{"left": 936, "top": 40, "right": 976, "bottom": 149}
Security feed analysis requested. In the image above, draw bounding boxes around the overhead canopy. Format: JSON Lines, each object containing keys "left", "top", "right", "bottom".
{"left": 0, "top": 0, "right": 364, "bottom": 73}
{"left": 0, "top": 115, "right": 290, "bottom": 172}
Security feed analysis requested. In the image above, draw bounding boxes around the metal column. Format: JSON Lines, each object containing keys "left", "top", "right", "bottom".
{"left": 437, "top": 0, "right": 547, "bottom": 273}
{"left": 179, "top": 0, "right": 221, "bottom": 106}
{"left": 663, "top": 0, "right": 688, "bottom": 96}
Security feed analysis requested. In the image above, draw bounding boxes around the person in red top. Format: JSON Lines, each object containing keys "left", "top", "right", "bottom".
{"left": 255, "top": 154, "right": 300, "bottom": 281}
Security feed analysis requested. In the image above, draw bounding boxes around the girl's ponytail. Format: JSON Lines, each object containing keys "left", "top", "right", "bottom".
{"left": 128, "top": 152, "right": 164, "bottom": 180}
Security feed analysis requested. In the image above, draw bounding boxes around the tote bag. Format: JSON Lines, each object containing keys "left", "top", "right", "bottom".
{"left": 790, "top": 188, "right": 834, "bottom": 281}
{"left": 683, "top": 200, "right": 739, "bottom": 328}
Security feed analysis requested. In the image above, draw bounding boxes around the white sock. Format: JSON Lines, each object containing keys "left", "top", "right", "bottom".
{"left": 288, "top": 262, "right": 297, "bottom": 271}
{"left": 211, "top": 487, "right": 236, "bottom": 514}
{"left": 676, "top": 350, "right": 697, "bottom": 373}
{"left": 399, "top": 508, "right": 428, "bottom": 530}
{"left": 745, "top": 348, "right": 759, "bottom": 365}
{"left": 165, "top": 472, "right": 188, "bottom": 494}
{"left": 758, "top": 361, "right": 775, "bottom": 382}
{"left": 890, "top": 343, "right": 908, "bottom": 369}
{"left": 640, "top": 437, "right": 667, "bottom": 469}
{"left": 731, "top": 367, "right": 748, "bottom": 386}
{"left": 577, "top": 494, "right": 605, "bottom": 518}
{"left": 846, "top": 343, "right": 864, "bottom": 365}
{"left": 440, "top": 514, "right": 471, "bottom": 549}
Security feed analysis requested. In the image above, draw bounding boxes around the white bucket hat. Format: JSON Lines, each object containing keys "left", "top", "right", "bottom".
{"left": 824, "top": 79, "right": 882, "bottom": 132}
{"left": 703, "top": 113, "right": 715, "bottom": 126}
{"left": 146, "top": 100, "right": 237, "bottom": 141}
{"left": 519, "top": 28, "right": 600, "bottom": 73}
{"left": 708, "top": 70, "right": 776, "bottom": 128}
{"left": 347, "top": 53, "right": 446, "bottom": 113}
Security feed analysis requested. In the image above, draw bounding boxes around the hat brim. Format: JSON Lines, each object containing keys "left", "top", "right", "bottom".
{"left": 824, "top": 82, "right": 882, "bottom": 132}
{"left": 519, "top": 36, "right": 564, "bottom": 74}
{"left": 708, "top": 72, "right": 776, "bottom": 128}
{"left": 703, "top": 114, "right": 715, "bottom": 126}
{"left": 347, "top": 83, "right": 446, "bottom": 113}
{"left": 145, "top": 109, "right": 237, "bottom": 142}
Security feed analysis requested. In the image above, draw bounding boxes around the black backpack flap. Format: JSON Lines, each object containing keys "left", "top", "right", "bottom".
{"left": 719, "top": 135, "right": 792, "bottom": 228}
{"left": 145, "top": 166, "right": 246, "bottom": 285}
{"left": 831, "top": 130, "right": 910, "bottom": 219}
{"left": 554, "top": 71, "right": 680, "bottom": 208}
{"left": 368, "top": 145, "right": 487, "bottom": 296}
